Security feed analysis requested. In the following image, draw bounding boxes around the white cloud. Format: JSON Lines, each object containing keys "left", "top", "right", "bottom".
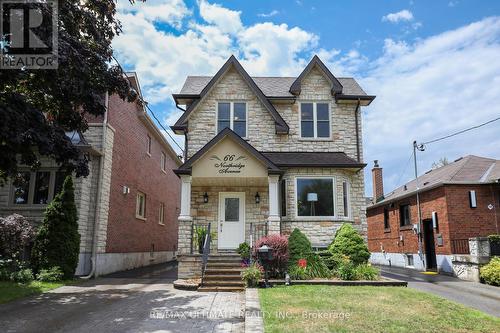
{"left": 116, "top": 0, "right": 190, "bottom": 29}
{"left": 382, "top": 9, "right": 414, "bottom": 23}
{"left": 258, "top": 10, "right": 279, "bottom": 18}
{"left": 198, "top": 0, "right": 243, "bottom": 35}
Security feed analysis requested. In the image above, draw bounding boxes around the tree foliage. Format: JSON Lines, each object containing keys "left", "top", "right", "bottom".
{"left": 0, "top": 214, "right": 35, "bottom": 260}
{"left": 288, "top": 228, "right": 312, "bottom": 265}
{"left": 328, "top": 223, "right": 370, "bottom": 265}
{"left": 0, "top": 1, "right": 140, "bottom": 182}
{"left": 31, "top": 176, "right": 80, "bottom": 278}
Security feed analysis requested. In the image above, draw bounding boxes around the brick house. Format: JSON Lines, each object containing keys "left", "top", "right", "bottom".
{"left": 0, "top": 73, "right": 181, "bottom": 276}
{"left": 171, "top": 55, "right": 375, "bottom": 279}
{"left": 367, "top": 155, "right": 500, "bottom": 273}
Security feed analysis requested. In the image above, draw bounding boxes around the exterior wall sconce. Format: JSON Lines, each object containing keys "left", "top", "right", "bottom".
{"left": 255, "top": 192, "right": 260, "bottom": 204}
{"left": 203, "top": 192, "right": 209, "bottom": 203}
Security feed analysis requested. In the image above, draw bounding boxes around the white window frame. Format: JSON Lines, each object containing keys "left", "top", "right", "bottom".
{"left": 294, "top": 176, "right": 336, "bottom": 220}
{"left": 136, "top": 191, "right": 147, "bottom": 220}
{"left": 160, "top": 152, "right": 166, "bottom": 172}
{"left": 216, "top": 101, "right": 248, "bottom": 138}
{"left": 159, "top": 202, "right": 165, "bottom": 225}
{"left": 341, "top": 179, "right": 351, "bottom": 219}
{"left": 147, "top": 135, "right": 152, "bottom": 156}
{"left": 9, "top": 169, "right": 63, "bottom": 207}
{"left": 299, "top": 102, "right": 331, "bottom": 139}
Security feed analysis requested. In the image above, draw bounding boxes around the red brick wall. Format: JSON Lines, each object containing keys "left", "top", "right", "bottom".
{"left": 367, "top": 186, "right": 451, "bottom": 255}
{"left": 445, "top": 184, "right": 500, "bottom": 241}
{"left": 105, "top": 94, "right": 180, "bottom": 253}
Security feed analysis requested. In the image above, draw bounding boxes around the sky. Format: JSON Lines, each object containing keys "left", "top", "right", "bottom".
{"left": 112, "top": 0, "right": 500, "bottom": 197}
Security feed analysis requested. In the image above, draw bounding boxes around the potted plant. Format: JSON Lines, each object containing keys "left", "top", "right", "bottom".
{"left": 237, "top": 242, "right": 251, "bottom": 266}
{"left": 241, "top": 263, "right": 263, "bottom": 287}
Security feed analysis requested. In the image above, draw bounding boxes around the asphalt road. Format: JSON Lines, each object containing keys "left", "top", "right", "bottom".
{"left": 0, "top": 262, "right": 244, "bottom": 333}
{"left": 380, "top": 265, "right": 500, "bottom": 317}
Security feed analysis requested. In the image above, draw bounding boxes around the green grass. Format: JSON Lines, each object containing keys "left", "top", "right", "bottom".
{"left": 259, "top": 285, "right": 500, "bottom": 333}
{"left": 0, "top": 280, "right": 70, "bottom": 304}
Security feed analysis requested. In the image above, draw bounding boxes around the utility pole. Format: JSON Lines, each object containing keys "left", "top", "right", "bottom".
{"left": 413, "top": 141, "right": 425, "bottom": 270}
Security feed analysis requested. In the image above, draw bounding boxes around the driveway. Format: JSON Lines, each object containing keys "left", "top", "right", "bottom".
{"left": 380, "top": 265, "right": 500, "bottom": 317}
{"left": 0, "top": 262, "right": 244, "bottom": 333}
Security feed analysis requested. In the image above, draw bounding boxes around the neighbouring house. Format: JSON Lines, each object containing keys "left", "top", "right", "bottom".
{"left": 171, "top": 55, "right": 375, "bottom": 279}
{"left": 367, "top": 156, "right": 500, "bottom": 274}
{"left": 0, "top": 73, "right": 182, "bottom": 276}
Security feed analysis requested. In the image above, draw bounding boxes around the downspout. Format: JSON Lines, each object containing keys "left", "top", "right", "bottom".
{"left": 354, "top": 99, "right": 361, "bottom": 162}
{"left": 81, "top": 92, "right": 109, "bottom": 279}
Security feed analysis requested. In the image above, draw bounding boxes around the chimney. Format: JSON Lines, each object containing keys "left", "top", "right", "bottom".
{"left": 372, "top": 160, "right": 384, "bottom": 202}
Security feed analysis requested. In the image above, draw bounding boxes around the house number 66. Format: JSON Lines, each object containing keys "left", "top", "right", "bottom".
{"left": 224, "top": 154, "right": 235, "bottom": 161}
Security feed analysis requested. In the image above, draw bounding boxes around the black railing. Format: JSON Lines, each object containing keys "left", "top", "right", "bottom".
{"left": 200, "top": 222, "right": 211, "bottom": 286}
{"left": 249, "top": 222, "right": 268, "bottom": 264}
{"left": 451, "top": 239, "right": 470, "bottom": 254}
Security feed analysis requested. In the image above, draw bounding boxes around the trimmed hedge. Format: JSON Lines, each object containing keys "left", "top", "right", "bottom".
{"left": 328, "top": 223, "right": 370, "bottom": 265}
{"left": 288, "top": 228, "right": 312, "bottom": 265}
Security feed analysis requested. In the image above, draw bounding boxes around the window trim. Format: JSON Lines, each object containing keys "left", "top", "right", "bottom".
{"left": 294, "top": 176, "right": 336, "bottom": 220}
{"left": 159, "top": 202, "right": 165, "bottom": 225}
{"left": 341, "top": 179, "right": 351, "bottom": 218}
{"left": 147, "top": 135, "right": 152, "bottom": 156}
{"left": 279, "top": 179, "right": 287, "bottom": 217}
{"left": 9, "top": 169, "right": 61, "bottom": 207}
{"left": 136, "top": 191, "right": 147, "bottom": 220}
{"left": 399, "top": 203, "right": 411, "bottom": 227}
{"left": 216, "top": 101, "right": 248, "bottom": 138}
{"left": 383, "top": 207, "right": 390, "bottom": 230}
{"left": 299, "top": 102, "right": 331, "bottom": 140}
{"left": 160, "top": 151, "right": 166, "bottom": 172}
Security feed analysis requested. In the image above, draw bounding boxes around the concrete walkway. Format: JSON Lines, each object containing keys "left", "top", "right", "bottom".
{"left": 380, "top": 265, "right": 500, "bottom": 317}
{"left": 0, "top": 262, "right": 244, "bottom": 333}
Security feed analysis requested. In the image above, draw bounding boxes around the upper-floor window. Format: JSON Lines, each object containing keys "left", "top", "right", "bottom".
{"left": 147, "top": 135, "right": 152, "bottom": 155}
{"left": 159, "top": 202, "right": 165, "bottom": 225}
{"left": 136, "top": 192, "right": 146, "bottom": 220}
{"left": 300, "top": 102, "right": 330, "bottom": 138}
{"left": 217, "top": 102, "right": 247, "bottom": 137}
{"left": 399, "top": 204, "right": 411, "bottom": 227}
{"left": 383, "top": 207, "right": 390, "bottom": 229}
{"left": 12, "top": 171, "right": 66, "bottom": 205}
{"left": 160, "top": 152, "right": 166, "bottom": 172}
{"left": 296, "top": 177, "right": 334, "bottom": 217}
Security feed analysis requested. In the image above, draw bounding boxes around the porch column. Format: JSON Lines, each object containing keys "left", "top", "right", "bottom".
{"left": 268, "top": 175, "right": 281, "bottom": 234}
{"left": 178, "top": 175, "right": 192, "bottom": 255}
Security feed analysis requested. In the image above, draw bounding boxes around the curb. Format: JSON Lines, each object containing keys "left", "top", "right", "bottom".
{"left": 244, "top": 288, "right": 264, "bottom": 333}
{"left": 267, "top": 277, "right": 407, "bottom": 287}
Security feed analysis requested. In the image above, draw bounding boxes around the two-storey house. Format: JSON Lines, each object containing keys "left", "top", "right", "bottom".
{"left": 171, "top": 56, "right": 375, "bottom": 279}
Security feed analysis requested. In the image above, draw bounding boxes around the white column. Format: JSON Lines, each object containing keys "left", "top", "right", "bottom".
{"left": 179, "top": 175, "right": 192, "bottom": 221}
{"left": 268, "top": 175, "right": 280, "bottom": 234}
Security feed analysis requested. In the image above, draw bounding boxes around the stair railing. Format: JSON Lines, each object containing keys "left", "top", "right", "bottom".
{"left": 200, "top": 222, "right": 211, "bottom": 286}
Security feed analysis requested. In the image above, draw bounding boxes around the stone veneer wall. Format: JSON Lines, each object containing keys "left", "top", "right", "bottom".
{"left": 186, "top": 67, "right": 362, "bottom": 161}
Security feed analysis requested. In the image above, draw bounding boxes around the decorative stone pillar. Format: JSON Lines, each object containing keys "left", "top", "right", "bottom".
{"left": 267, "top": 175, "right": 281, "bottom": 234}
{"left": 177, "top": 175, "right": 193, "bottom": 255}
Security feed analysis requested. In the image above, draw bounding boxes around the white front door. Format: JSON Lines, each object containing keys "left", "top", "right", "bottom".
{"left": 218, "top": 192, "right": 245, "bottom": 249}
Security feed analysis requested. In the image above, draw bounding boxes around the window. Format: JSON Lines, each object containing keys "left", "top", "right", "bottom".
{"left": 300, "top": 102, "right": 330, "bottom": 138}
{"left": 383, "top": 207, "right": 390, "bottom": 229}
{"left": 342, "top": 180, "right": 349, "bottom": 217}
{"left": 280, "top": 179, "right": 287, "bottom": 217}
{"left": 406, "top": 254, "right": 414, "bottom": 267}
{"left": 136, "top": 192, "right": 146, "bottom": 219}
{"left": 160, "top": 152, "right": 166, "bottom": 172}
{"left": 147, "top": 135, "right": 152, "bottom": 155}
{"left": 469, "top": 190, "right": 477, "bottom": 208}
{"left": 399, "top": 204, "right": 411, "bottom": 226}
{"left": 217, "top": 102, "right": 247, "bottom": 137}
{"left": 296, "top": 178, "right": 334, "bottom": 217}
{"left": 159, "top": 202, "right": 165, "bottom": 225}
{"left": 12, "top": 171, "right": 67, "bottom": 206}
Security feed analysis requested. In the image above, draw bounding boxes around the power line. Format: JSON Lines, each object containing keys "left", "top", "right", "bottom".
{"left": 110, "top": 55, "right": 185, "bottom": 154}
{"left": 422, "top": 116, "right": 500, "bottom": 145}
{"left": 395, "top": 152, "right": 413, "bottom": 187}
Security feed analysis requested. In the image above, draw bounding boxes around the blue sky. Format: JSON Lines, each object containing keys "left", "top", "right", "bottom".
{"left": 113, "top": 0, "right": 500, "bottom": 197}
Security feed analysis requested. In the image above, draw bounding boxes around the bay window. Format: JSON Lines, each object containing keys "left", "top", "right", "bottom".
{"left": 296, "top": 177, "right": 334, "bottom": 217}
{"left": 300, "top": 102, "right": 330, "bottom": 138}
{"left": 12, "top": 170, "right": 67, "bottom": 206}
{"left": 217, "top": 102, "right": 247, "bottom": 137}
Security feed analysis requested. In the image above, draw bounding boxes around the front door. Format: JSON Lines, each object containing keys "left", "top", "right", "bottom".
{"left": 218, "top": 192, "right": 245, "bottom": 249}
{"left": 423, "top": 219, "right": 437, "bottom": 270}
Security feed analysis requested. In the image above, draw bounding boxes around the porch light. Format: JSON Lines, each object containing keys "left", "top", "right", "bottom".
{"left": 203, "top": 192, "right": 209, "bottom": 203}
{"left": 255, "top": 192, "right": 260, "bottom": 204}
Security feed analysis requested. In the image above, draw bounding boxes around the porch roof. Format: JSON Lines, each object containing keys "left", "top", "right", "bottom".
{"left": 262, "top": 152, "right": 366, "bottom": 169}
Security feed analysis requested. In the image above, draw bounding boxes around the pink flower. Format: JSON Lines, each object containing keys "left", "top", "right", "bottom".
{"left": 298, "top": 258, "right": 307, "bottom": 268}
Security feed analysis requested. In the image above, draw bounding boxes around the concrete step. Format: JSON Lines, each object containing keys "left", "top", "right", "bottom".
{"left": 202, "top": 280, "right": 245, "bottom": 287}
{"left": 205, "top": 268, "right": 243, "bottom": 275}
{"left": 203, "top": 274, "right": 242, "bottom": 281}
{"left": 198, "top": 286, "right": 245, "bottom": 292}
{"left": 206, "top": 262, "right": 243, "bottom": 268}
{"left": 207, "top": 258, "right": 242, "bottom": 263}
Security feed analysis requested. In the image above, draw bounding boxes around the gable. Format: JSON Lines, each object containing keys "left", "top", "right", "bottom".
{"left": 290, "top": 55, "right": 343, "bottom": 96}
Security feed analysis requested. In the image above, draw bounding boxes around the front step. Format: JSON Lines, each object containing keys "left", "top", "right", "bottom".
{"left": 204, "top": 274, "right": 242, "bottom": 281}
{"left": 198, "top": 286, "right": 245, "bottom": 292}
{"left": 199, "top": 253, "right": 245, "bottom": 292}
{"left": 202, "top": 280, "right": 245, "bottom": 287}
{"left": 205, "top": 268, "right": 243, "bottom": 275}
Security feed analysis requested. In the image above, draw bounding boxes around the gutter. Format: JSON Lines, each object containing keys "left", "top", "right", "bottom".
{"left": 354, "top": 98, "right": 361, "bottom": 162}
{"left": 81, "top": 92, "right": 109, "bottom": 279}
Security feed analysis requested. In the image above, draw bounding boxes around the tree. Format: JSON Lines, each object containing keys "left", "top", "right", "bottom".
{"left": 432, "top": 157, "right": 449, "bottom": 170}
{"left": 31, "top": 176, "right": 80, "bottom": 278}
{"left": 0, "top": 1, "right": 140, "bottom": 183}
{"left": 328, "top": 223, "right": 370, "bottom": 265}
{"left": 288, "top": 228, "right": 312, "bottom": 265}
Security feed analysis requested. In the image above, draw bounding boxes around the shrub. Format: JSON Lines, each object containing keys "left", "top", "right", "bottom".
{"left": 288, "top": 228, "right": 312, "bottom": 265}
{"left": 288, "top": 265, "right": 307, "bottom": 280}
{"left": 288, "top": 253, "right": 331, "bottom": 280}
{"left": 480, "top": 257, "right": 500, "bottom": 286}
{"left": 354, "top": 263, "right": 380, "bottom": 281}
{"left": 241, "top": 264, "right": 263, "bottom": 287}
{"left": 32, "top": 176, "right": 80, "bottom": 279}
{"left": 488, "top": 234, "right": 500, "bottom": 244}
{"left": 0, "top": 214, "right": 35, "bottom": 260}
{"left": 37, "top": 266, "right": 64, "bottom": 282}
{"left": 237, "top": 242, "right": 251, "bottom": 260}
{"left": 328, "top": 223, "right": 370, "bottom": 265}
{"left": 253, "top": 234, "right": 289, "bottom": 277}
{"left": 10, "top": 268, "right": 34, "bottom": 283}
{"left": 336, "top": 257, "right": 357, "bottom": 281}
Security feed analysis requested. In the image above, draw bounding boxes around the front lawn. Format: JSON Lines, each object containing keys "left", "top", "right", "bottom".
{"left": 0, "top": 280, "right": 69, "bottom": 304}
{"left": 259, "top": 285, "right": 500, "bottom": 333}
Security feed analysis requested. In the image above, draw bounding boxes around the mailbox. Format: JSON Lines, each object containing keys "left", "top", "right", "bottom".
{"left": 258, "top": 245, "right": 274, "bottom": 288}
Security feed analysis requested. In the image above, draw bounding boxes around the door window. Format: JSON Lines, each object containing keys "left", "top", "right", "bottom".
{"left": 225, "top": 198, "right": 239, "bottom": 221}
